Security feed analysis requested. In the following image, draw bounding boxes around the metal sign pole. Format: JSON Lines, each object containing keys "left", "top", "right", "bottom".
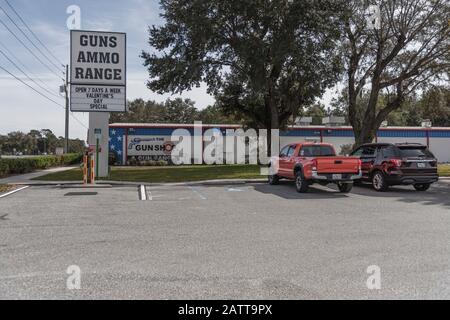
{"left": 96, "top": 137, "right": 99, "bottom": 178}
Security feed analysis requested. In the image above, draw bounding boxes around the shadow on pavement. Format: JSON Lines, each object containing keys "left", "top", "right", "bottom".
{"left": 252, "top": 180, "right": 350, "bottom": 200}
{"left": 251, "top": 180, "right": 450, "bottom": 208}
{"left": 351, "top": 182, "right": 450, "bottom": 209}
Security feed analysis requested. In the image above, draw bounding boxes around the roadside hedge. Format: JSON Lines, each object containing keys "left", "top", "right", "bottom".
{"left": 0, "top": 153, "right": 82, "bottom": 178}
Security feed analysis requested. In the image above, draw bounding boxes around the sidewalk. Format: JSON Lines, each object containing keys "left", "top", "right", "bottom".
{"left": 0, "top": 166, "right": 77, "bottom": 184}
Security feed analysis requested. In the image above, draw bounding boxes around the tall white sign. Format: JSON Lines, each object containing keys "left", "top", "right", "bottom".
{"left": 70, "top": 30, "right": 126, "bottom": 112}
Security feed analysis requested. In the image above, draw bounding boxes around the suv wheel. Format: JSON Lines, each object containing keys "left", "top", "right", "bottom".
{"left": 268, "top": 174, "right": 279, "bottom": 185}
{"left": 295, "top": 171, "right": 309, "bottom": 193}
{"left": 372, "top": 171, "right": 389, "bottom": 192}
{"left": 414, "top": 183, "right": 431, "bottom": 191}
{"left": 337, "top": 182, "right": 353, "bottom": 193}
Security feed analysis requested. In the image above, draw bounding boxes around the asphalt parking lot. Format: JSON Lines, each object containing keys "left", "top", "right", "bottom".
{"left": 0, "top": 181, "right": 449, "bottom": 299}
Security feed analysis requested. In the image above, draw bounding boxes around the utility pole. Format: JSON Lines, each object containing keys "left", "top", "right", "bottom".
{"left": 64, "top": 64, "right": 69, "bottom": 154}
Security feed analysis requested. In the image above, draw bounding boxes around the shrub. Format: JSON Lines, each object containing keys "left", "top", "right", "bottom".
{"left": 0, "top": 153, "right": 82, "bottom": 178}
{"left": 108, "top": 152, "right": 117, "bottom": 165}
{"left": 0, "top": 161, "right": 9, "bottom": 177}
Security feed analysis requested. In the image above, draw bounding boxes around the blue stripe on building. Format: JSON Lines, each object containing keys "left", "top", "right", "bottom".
{"left": 109, "top": 126, "right": 450, "bottom": 165}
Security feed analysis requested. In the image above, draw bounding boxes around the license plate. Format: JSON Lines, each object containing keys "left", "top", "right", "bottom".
{"left": 417, "top": 163, "right": 426, "bottom": 168}
{"left": 332, "top": 174, "right": 342, "bottom": 180}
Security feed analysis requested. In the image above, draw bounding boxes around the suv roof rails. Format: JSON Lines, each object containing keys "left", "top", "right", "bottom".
{"left": 394, "top": 142, "right": 424, "bottom": 146}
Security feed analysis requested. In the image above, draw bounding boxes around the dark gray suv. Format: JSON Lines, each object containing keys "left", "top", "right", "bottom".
{"left": 350, "top": 143, "right": 439, "bottom": 191}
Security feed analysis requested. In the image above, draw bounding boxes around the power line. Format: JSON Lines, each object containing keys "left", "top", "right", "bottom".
{"left": 0, "top": 47, "right": 63, "bottom": 99}
{"left": 3, "top": 0, "right": 65, "bottom": 68}
{"left": 0, "top": 15, "right": 64, "bottom": 81}
{"left": 0, "top": 4, "right": 64, "bottom": 75}
{"left": 0, "top": 64, "right": 63, "bottom": 106}
{"left": 0, "top": 40, "right": 59, "bottom": 95}
{"left": 0, "top": 39, "right": 59, "bottom": 94}
{"left": 0, "top": 64, "right": 88, "bottom": 129}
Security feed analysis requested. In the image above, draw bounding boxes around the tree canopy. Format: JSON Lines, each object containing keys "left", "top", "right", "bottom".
{"left": 0, "top": 129, "right": 85, "bottom": 155}
{"left": 342, "top": 0, "right": 449, "bottom": 145}
{"left": 109, "top": 98, "right": 238, "bottom": 124}
{"left": 142, "top": 0, "right": 345, "bottom": 130}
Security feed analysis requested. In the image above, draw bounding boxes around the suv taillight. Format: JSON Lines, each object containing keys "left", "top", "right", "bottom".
{"left": 390, "top": 159, "right": 402, "bottom": 167}
{"left": 358, "top": 159, "right": 362, "bottom": 170}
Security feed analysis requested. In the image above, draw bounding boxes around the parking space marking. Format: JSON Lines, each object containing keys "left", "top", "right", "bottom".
{"left": 188, "top": 186, "right": 207, "bottom": 200}
{"left": 0, "top": 186, "right": 29, "bottom": 199}
{"left": 138, "top": 185, "right": 148, "bottom": 201}
{"left": 226, "top": 187, "right": 244, "bottom": 192}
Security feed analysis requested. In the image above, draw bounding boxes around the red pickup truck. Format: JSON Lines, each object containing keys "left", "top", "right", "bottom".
{"left": 268, "top": 142, "right": 362, "bottom": 193}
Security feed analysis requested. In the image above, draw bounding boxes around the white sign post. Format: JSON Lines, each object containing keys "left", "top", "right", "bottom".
{"left": 70, "top": 30, "right": 126, "bottom": 178}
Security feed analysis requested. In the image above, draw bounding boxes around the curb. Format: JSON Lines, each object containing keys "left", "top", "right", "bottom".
{"left": 8, "top": 179, "right": 268, "bottom": 188}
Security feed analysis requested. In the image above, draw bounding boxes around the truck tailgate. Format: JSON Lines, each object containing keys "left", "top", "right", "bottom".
{"left": 316, "top": 157, "right": 360, "bottom": 173}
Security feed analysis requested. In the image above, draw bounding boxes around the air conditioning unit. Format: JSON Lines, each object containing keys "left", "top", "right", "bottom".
{"left": 322, "top": 116, "right": 345, "bottom": 127}
{"left": 421, "top": 119, "right": 432, "bottom": 128}
{"left": 294, "top": 117, "right": 313, "bottom": 126}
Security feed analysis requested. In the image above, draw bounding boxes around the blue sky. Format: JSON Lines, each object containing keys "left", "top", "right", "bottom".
{"left": 0, "top": 0, "right": 215, "bottom": 140}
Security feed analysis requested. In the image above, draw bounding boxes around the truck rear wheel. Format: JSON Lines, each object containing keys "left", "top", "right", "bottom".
{"left": 295, "top": 171, "right": 309, "bottom": 193}
{"left": 337, "top": 182, "right": 353, "bottom": 193}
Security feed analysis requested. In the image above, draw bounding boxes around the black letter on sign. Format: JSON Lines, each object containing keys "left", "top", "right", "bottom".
{"left": 75, "top": 67, "right": 84, "bottom": 79}
{"left": 114, "top": 69, "right": 121, "bottom": 80}
{"left": 77, "top": 51, "right": 86, "bottom": 63}
{"left": 80, "top": 35, "right": 88, "bottom": 46}
{"left": 109, "top": 36, "right": 117, "bottom": 48}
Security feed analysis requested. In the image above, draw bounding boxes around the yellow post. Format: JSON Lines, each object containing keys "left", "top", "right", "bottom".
{"left": 83, "top": 155, "right": 88, "bottom": 184}
{"left": 90, "top": 157, "right": 95, "bottom": 184}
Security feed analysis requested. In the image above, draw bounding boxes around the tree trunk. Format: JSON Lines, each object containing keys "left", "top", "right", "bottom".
{"left": 354, "top": 125, "right": 377, "bottom": 146}
{"left": 266, "top": 102, "right": 279, "bottom": 157}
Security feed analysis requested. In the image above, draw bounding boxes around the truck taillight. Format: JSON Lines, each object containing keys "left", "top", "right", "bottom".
{"left": 390, "top": 159, "right": 402, "bottom": 167}
{"left": 312, "top": 159, "right": 318, "bottom": 171}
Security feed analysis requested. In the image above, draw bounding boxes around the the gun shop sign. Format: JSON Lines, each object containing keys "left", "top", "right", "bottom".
{"left": 127, "top": 136, "right": 176, "bottom": 162}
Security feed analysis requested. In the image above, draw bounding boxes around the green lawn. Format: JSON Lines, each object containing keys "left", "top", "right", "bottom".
{"left": 33, "top": 165, "right": 264, "bottom": 183}
{"left": 438, "top": 164, "right": 450, "bottom": 177}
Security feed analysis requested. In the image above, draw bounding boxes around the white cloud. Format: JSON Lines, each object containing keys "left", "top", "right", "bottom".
{"left": 0, "top": 74, "right": 88, "bottom": 139}
{"left": 127, "top": 71, "right": 215, "bottom": 108}
{"left": 0, "top": 0, "right": 216, "bottom": 141}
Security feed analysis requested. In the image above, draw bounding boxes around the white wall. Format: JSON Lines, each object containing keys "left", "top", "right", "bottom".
{"left": 279, "top": 135, "right": 450, "bottom": 162}
{"left": 429, "top": 138, "right": 450, "bottom": 163}
{"left": 88, "top": 113, "right": 110, "bottom": 178}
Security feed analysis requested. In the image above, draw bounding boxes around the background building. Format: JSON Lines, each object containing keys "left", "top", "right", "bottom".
{"left": 109, "top": 123, "right": 450, "bottom": 165}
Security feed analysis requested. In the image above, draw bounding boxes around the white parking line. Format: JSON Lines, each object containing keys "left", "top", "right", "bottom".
{"left": 139, "top": 185, "right": 148, "bottom": 201}
{"left": 0, "top": 186, "right": 29, "bottom": 199}
{"left": 188, "top": 186, "right": 207, "bottom": 200}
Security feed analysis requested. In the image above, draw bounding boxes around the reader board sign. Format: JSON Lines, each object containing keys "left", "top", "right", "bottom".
{"left": 70, "top": 30, "right": 126, "bottom": 112}
{"left": 70, "top": 85, "right": 125, "bottom": 112}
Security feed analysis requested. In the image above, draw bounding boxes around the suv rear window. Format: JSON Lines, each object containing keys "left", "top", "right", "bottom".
{"left": 398, "top": 146, "right": 434, "bottom": 158}
{"left": 299, "top": 145, "right": 335, "bottom": 157}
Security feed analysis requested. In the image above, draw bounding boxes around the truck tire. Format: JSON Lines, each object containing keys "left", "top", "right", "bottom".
{"left": 295, "top": 171, "right": 309, "bottom": 193}
{"left": 414, "top": 183, "right": 431, "bottom": 191}
{"left": 337, "top": 182, "right": 353, "bottom": 193}
{"left": 268, "top": 174, "right": 279, "bottom": 185}
{"left": 372, "top": 171, "right": 389, "bottom": 192}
